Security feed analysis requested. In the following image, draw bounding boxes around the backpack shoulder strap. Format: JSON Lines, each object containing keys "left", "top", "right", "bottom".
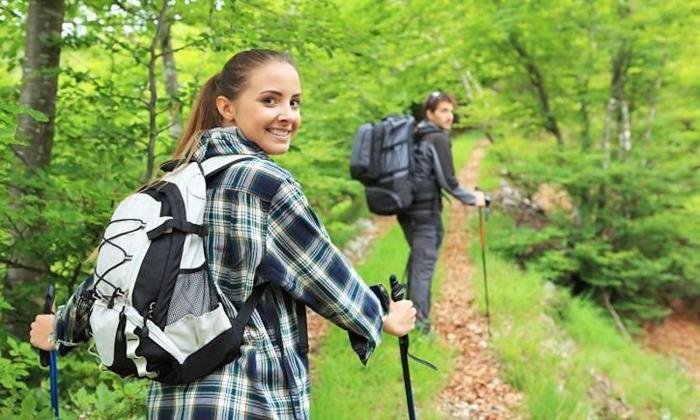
{"left": 229, "top": 282, "right": 269, "bottom": 349}
{"left": 296, "top": 302, "right": 308, "bottom": 354}
{"left": 201, "top": 155, "right": 255, "bottom": 180}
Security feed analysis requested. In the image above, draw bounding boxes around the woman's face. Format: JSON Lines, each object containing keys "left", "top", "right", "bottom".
{"left": 220, "top": 61, "right": 302, "bottom": 155}
{"left": 426, "top": 100, "right": 454, "bottom": 131}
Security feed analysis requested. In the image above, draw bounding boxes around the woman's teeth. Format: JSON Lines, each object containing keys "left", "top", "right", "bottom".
{"left": 268, "top": 128, "right": 290, "bottom": 137}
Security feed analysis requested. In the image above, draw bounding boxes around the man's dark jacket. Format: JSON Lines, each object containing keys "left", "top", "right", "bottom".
{"left": 410, "top": 121, "right": 476, "bottom": 212}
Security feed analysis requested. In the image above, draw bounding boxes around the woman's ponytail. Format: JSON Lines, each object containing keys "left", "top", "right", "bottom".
{"left": 172, "top": 72, "right": 222, "bottom": 160}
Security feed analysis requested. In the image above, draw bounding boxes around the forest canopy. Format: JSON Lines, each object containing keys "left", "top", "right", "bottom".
{"left": 0, "top": 0, "right": 698, "bottom": 416}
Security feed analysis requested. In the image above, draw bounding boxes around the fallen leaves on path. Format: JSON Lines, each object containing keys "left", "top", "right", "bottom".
{"left": 434, "top": 140, "right": 523, "bottom": 419}
{"left": 643, "top": 313, "right": 700, "bottom": 386}
{"left": 307, "top": 141, "right": 522, "bottom": 418}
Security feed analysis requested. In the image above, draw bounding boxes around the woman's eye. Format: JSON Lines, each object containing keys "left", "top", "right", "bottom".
{"left": 262, "top": 97, "right": 276, "bottom": 105}
{"left": 291, "top": 99, "right": 301, "bottom": 109}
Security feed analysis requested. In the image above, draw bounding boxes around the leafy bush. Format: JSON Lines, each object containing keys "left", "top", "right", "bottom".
{"left": 489, "top": 137, "right": 700, "bottom": 321}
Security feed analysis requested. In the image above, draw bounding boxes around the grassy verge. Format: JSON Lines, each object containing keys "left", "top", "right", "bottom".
{"left": 311, "top": 224, "right": 456, "bottom": 419}
{"left": 467, "top": 141, "right": 700, "bottom": 419}
{"left": 310, "top": 132, "right": 480, "bottom": 419}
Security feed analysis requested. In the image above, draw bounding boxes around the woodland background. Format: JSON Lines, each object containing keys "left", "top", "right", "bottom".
{"left": 1, "top": 0, "right": 698, "bottom": 417}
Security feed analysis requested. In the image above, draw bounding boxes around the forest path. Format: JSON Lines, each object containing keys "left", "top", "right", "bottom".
{"left": 433, "top": 140, "right": 522, "bottom": 419}
{"left": 307, "top": 140, "right": 523, "bottom": 417}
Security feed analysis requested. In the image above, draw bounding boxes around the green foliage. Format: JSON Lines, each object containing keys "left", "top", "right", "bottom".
{"left": 311, "top": 130, "right": 475, "bottom": 418}
{"left": 0, "top": 333, "right": 56, "bottom": 417}
{"left": 2, "top": 0, "right": 699, "bottom": 414}
{"left": 489, "top": 136, "right": 700, "bottom": 320}
{"left": 69, "top": 379, "right": 147, "bottom": 419}
{"left": 467, "top": 215, "right": 699, "bottom": 418}
{"left": 312, "top": 224, "right": 456, "bottom": 419}
{"left": 474, "top": 139, "right": 700, "bottom": 417}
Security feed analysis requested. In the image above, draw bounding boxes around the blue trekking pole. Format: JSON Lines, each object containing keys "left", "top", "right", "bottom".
{"left": 39, "top": 284, "right": 59, "bottom": 419}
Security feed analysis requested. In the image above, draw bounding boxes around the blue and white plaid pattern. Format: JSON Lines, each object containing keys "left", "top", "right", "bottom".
{"left": 55, "top": 126, "right": 384, "bottom": 419}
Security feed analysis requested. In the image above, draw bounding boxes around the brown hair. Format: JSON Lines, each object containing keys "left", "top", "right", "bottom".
{"left": 172, "top": 49, "right": 296, "bottom": 160}
{"left": 421, "top": 90, "right": 457, "bottom": 119}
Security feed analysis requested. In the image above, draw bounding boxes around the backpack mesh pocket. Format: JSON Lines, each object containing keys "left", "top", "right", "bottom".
{"left": 166, "top": 268, "right": 218, "bottom": 325}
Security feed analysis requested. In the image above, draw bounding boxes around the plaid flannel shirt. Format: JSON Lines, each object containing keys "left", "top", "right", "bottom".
{"left": 54, "top": 126, "right": 385, "bottom": 419}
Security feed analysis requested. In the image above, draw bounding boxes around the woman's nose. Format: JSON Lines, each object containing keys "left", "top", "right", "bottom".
{"left": 277, "top": 105, "right": 298, "bottom": 122}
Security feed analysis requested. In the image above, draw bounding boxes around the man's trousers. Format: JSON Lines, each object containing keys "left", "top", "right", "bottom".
{"left": 397, "top": 210, "right": 444, "bottom": 327}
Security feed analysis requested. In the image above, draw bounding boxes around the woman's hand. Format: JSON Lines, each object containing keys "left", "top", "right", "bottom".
{"left": 382, "top": 299, "right": 416, "bottom": 337}
{"left": 30, "top": 314, "right": 56, "bottom": 351}
{"left": 473, "top": 191, "right": 486, "bottom": 207}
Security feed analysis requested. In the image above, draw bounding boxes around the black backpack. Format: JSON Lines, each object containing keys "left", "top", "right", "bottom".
{"left": 350, "top": 115, "right": 416, "bottom": 215}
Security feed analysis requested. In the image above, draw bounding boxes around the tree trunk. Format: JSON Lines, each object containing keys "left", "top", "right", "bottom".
{"left": 453, "top": 61, "right": 474, "bottom": 101}
{"left": 644, "top": 75, "right": 663, "bottom": 142}
{"left": 451, "top": 59, "right": 495, "bottom": 142}
{"left": 603, "top": 38, "right": 631, "bottom": 166}
{"left": 6, "top": 0, "right": 66, "bottom": 289}
{"left": 143, "top": 1, "right": 170, "bottom": 183}
{"left": 618, "top": 99, "right": 632, "bottom": 159}
{"left": 509, "top": 35, "right": 564, "bottom": 146}
{"left": 608, "top": 0, "right": 633, "bottom": 161}
{"left": 578, "top": 77, "right": 591, "bottom": 151}
{"left": 12, "top": 0, "right": 65, "bottom": 170}
{"left": 159, "top": 19, "right": 183, "bottom": 142}
{"left": 602, "top": 98, "right": 616, "bottom": 169}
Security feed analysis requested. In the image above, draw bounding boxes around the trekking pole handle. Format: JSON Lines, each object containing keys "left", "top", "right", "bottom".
{"left": 40, "top": 284, "right": 55, "bottom": 367}
{"left": 475, "top": 186, "right": 491, "bottom": 220}
{"left": 389, "top": 275, "right": 405, "bottom": 301}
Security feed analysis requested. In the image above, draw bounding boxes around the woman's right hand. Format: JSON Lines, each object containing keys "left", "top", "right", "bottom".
{"left": 30, "top": 314, "right": 56, "bottom": 351}
{"left": 382, "top": 299, "right": 416, "bottom": 337}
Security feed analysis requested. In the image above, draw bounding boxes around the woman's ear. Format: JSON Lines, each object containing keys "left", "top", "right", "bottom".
{"left": 425, "top": 109, "right": 435, "bottom": 123}
{"left": 216, "top": 96, "right": 236, "bottom": 125}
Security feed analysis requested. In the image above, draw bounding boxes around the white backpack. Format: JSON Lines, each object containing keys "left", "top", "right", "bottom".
{"left": 86, "top": 155, "right": 270, "bottom": 384}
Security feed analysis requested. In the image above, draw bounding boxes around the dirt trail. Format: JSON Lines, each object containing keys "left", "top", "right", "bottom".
{"left": 434, "top": 140, "right": 522, "bottom": 419}
{"left": 643, "top": 313, "right": 700, "bottom": 385}
{"left": 308, "top": 140, "right": 522, "bottom": 417}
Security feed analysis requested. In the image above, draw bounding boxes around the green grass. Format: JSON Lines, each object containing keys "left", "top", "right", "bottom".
{"left": 453, "top": 130, "right": 484, "bottom": 171}
{"left": 466, "top": 140, "right": 700, "bottom": 419}
{"left": 310, "top": 224, "right": 456, "bottom": 419}
{"left": 310, "top": 132, "right": 480, "bottom": 419}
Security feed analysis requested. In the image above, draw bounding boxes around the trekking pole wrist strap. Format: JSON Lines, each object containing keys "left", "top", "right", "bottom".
{"left": 369, "top": 284, "right": 390, "bottom": 317}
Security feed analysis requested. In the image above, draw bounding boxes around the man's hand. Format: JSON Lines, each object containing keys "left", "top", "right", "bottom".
{"left": 473, "top": 191, "right": 486, "bottom": 207}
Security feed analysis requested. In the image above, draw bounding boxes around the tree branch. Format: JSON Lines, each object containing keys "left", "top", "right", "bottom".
{"left": 153, "top": 40, "right": 205, "bottom": 59}
{"left": 0, "top": 5, "right": 24, "bottom": 19}
{"left": 509, "top": 34, "right": 564, "bottom": 146}
{"left": 602, "top": 290, "right": 632, "bottom": 341}
{"left": 0, "top": 257, "right": 52, "bottom": 275}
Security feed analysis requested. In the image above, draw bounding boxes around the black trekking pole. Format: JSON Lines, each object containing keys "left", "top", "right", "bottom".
{"left": 477, "top": 193, "right": 492, "bottom": 338}
{"left": 39, "top": 284, "right": 60, "bottom": 419}
{"left": 390, "top": 275, "right": 416, "bottom": 420}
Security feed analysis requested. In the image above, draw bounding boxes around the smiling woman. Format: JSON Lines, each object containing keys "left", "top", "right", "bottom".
{"left": 171, "top": 50, "right": 303, "bottom": 160}
{"left": 214, "top": 61, "right": 302, "bottom": 155}
{"left": 29, "top": 49, "right": 417, "bottom": 420}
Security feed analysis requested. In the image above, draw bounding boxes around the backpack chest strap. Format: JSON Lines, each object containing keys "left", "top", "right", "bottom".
{"left": 146, "top": 217, "right": 207, "bottom": 240}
